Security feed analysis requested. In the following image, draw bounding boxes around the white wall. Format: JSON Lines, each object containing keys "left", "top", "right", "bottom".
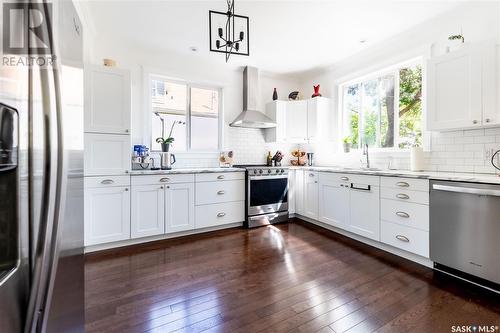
{"left": 299, "top": 1, "right": 500, "bottom": 173}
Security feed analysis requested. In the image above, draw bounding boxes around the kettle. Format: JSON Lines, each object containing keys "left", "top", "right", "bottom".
{"left": 160, "top": 152, "right": 176, "bottom": 170}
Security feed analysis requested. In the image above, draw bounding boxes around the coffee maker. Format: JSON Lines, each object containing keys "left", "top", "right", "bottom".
{"left": 160, "top": 152, "right": 176, "bottom": 170}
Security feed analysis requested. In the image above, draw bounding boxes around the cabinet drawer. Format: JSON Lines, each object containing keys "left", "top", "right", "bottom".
{"left": 85, "top": 175, "right": 130, "bottom": 188}
{"left": 131, "top": 173, "right": 194, "bottom": 186}
{"left": 196, "top": 180, "right": 245, "bottom": 205}
{"left": 348, "top": 174, "right": 380, "bottom": 187}
{"left": 195, "top": 201, "right": 245, "bottom": 228}
{"left": 381, "top": 220, "right": 429, "bottom": 258}
{"left": 319, "top": 172, "right": 351, "bottom": 183}
{"left": 381, "top": 199, "right": 429, "bottom": 231}
{"left": 196, "top": 172, "right": 245, "bottom": 182}
{"left": 381, "top": 177, "right": 429, "bottom": 192}
{"left": 381, "top": 187, "right": 429, "bottom": 205}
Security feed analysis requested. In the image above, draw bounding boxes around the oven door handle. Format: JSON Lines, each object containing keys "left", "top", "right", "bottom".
{"left": 249, "top": 175, "right": 288, "bottom": 180}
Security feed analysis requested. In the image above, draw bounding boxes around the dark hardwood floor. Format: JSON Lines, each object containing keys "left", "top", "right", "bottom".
{"left": 84, "top": 219, "right": 500, "bottom": 333}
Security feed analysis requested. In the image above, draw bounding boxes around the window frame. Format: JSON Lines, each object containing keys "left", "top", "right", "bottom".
{"left": 338, "top": 57, "right": 424, "bottom": 152}
{"left": 146, "top": 72, "right": 224, "bottom": 153}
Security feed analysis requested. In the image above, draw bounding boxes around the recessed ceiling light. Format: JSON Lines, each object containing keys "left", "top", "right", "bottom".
{"left": 189, "top": 46, "right": 198, "bottom": 52}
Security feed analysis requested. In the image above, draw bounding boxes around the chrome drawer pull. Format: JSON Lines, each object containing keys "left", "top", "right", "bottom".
{"left": 396, "top": 235, "right": 410, "bottom": 242}
{"left": 217, "top": 190, "right": 225, "bottom": 195}
{"left": 396, "top": 181, "right": 410, "bottom": 187}
{"left": 124, "top": 188, "right": 129, "bottom": 192}
{"left": 396, "top": 211, "right": 410, "bottom": 218}
{"left": 217, "top": 175, "right": 225, "bottom": 179}
{"left": 217, "top": 212, "right": 226, "bottom": 217}
{"left": 160, "top": 177, "right": 170, "bottom": 182}
{"left": 101, "top": 179, "right": 114, "bottom": 184}
{"left": 340, "top": 176, "right": 349, "bottom": 181}
{"left": 309, "top": 173, "right": 315, "bottom": 177}
{"left": 396, "top": 193, "right": 410, "bottom": 200}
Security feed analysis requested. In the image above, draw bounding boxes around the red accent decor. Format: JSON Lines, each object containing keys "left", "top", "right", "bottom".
{"left": 312, "top": 84, "right": 322, "bottom": 98}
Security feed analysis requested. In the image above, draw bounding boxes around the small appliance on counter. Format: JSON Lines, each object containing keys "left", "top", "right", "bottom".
{"left": 160, "top": 151, "right": 176, "bottom": 170}
{"left": 219, "top": 151, "right": 234, "bottom": 167}
{"left": 132, "top": 145, "right": 152, "bottom": 170}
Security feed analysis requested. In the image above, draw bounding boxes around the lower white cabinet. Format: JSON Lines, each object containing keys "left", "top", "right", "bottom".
{"left": 131, "top": 184, "right": 165, "bottom": 238}
{"left": 318, "top": 176, "right": 349, "bottom": 229}
{"left": 84, "top": 185, "right": 130, "bottom": 246}
{"left": 303, "top": 171, "right": 319, "bottom": 219}
{"left": 348, "top": 184, "right": 380, "bottom": 241}
{"left": 195, "top": 201, "right": 245, "bottom": 229}
{"left": 165, "top": 183, "right": 195, "bottom": 233}
{"left": 381, "top": 220, "right": 429, "bottom": 258}
{"left": 295, "top": 170, "right": 304, "bottom": 215}
{"left": 288, "top": 170, "right": 296, "bottom": 214}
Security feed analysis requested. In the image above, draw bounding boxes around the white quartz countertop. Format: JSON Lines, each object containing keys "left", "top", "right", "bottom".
{"left": 290, "top": 166, "right": 500, "bottom": 185}
{"left": 130, "top": 167, "right": 245, "bottom": 175}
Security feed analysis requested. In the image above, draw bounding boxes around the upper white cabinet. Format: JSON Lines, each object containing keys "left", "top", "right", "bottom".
{"left": 426, "top": 43, "right": 497, "bottom": 131}
{"left": 165, "top": 183, "right": 195, "bottom": 233}
{"left": 84, "top": 133, "right": 131, "bottom": 175}
{"left": 84, "top": 65, "right": 131, "bottom": 134}
{"left": 265, "top": 97, "right": 331, "bottom": 143}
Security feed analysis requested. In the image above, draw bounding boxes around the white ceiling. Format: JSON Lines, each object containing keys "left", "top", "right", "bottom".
{"left": 84, "top": 1, "right": 461, "bottom": 74}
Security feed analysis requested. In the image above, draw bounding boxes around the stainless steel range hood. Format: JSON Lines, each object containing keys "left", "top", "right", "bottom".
{"left": 229, "top": 66, "right": 276, "bottom": 128}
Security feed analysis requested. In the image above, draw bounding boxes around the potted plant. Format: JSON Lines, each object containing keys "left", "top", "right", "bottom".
{"left": 155, "top": 120, "right": 185, "bottom": 152}
{"left": 447, "top": 33, "right": 465, "bottom": 52}
{"left": 342, "top": 136, "right": 352, "bottom": 153}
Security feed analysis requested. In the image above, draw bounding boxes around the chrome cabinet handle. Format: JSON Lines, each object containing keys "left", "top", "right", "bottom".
{"left": 217, "top": 190, "right": 225, "bottom": 195}
{"left": 124, "top": 188, "right": 129, "bottom": 191}
{"left": 125, "top": 129, "right": 129, "bottom": 133}
{"left": 217, "top": 175, "right": 225, "bottom": 179}
{"left": 485, "top": 118, "right": 491, "bottom": 123}
{"left": 101, "top": 179, "right": 114, "bottom": 184}
{"left": 396, "top": 182, "right": 410, "bottom": 187}
{"left": 160, "top": 177, "right": 170, "bottom": 182}
{"left": 472, "top": 120, "right": 478, "bottom": 124}
{"left": 396, "top": 211, "right": 410, "bottom": 218}
{"left": 309, "top": 173, "right": 315, "bottom": 177}
{"left": 396, "top": 235, "right": 410, "bottom": 242}
{"left": 340, "top": 176, "right": 349, "bottom": 181}
{"left": 396, "top": 193, "right": 409, "bottom": 200}
{"left": 160, "top": 186, "right": 164, "bottom": 189}
{"left": 217, "top": 212, "right": 226, "bottom": 217}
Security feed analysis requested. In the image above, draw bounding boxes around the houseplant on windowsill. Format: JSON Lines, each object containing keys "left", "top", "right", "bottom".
{"left": 156, "top": 120, "right": 185, "bottom": 152}
{"left": 342, "top": 136, "right": 352, "bottom": 153}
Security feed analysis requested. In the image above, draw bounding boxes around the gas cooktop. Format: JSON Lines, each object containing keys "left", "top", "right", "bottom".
{"left": 234, "top": 164, "right": 288, "bottom": 175}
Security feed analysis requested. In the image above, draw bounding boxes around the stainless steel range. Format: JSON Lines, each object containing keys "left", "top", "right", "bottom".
{"left": 235, "top": 165, "right": 289, "bottom": 228}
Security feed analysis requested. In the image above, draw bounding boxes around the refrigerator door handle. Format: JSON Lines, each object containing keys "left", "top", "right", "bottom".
{"left": 25, "top": 3, "right": 66, "bottom": 332}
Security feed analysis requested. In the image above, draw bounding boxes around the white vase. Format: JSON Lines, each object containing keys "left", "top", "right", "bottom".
{"left": 410, "top": 147, "right": 424, "bottom": 171}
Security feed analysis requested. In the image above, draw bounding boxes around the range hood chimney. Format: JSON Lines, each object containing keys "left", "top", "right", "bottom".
{"left": 229, "top": 66, "right": 277, "bottom": 128}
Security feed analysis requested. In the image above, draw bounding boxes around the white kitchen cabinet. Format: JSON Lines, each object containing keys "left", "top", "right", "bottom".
{"left": 318, "top": 174, "right": 349, "bottom": 229}
{"left": 84, "top": 186, "right": 130, "bottom": 246}
{"left": 286, "top": 100, "right": 308, "bottom": 142}
{"left": 287, "top": 170, "right": 296, "bottom": 214}
{"left": 165, "top": 182, "right": 195, "bottom": 233}
{"left": 265, "top": 97, "right": 331, "bottom": 143}
{"left": 348, "top": 183, "right": 380, "bottom": 241}
{"left": 294, "top": 169, "right": 304, "bottom": 215}
{"left": 84, "top": 65, "right": 131, "bottom": 134}
{"left": 84, "top": 133, "right": 130, "bottom": 176}
{"left": 303, "top": 171, "right": 319, "bottom": 220}
{"left": 426, "top": 43, "right": 495, "bottom": 131}
{"left": 195, "top": 201, "right": 245, "bottom": 229}
{"left": 131, "top": 184, "right": 165, "bottom": 238}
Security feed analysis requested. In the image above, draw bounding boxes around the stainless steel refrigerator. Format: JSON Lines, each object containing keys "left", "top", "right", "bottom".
{"left": 0, "top": 1, "right": 84, "bottom": 332}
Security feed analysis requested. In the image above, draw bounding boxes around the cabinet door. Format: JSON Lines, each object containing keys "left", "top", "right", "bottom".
{"left": 318, "top": 180, "right": 349, "bottom": 229}
{"left": 307, "top": 97, "right": 330, "bottom": 141}
{"left": 295, "top": 170, "right": 304, "bottom": 215}
{"left": 131, "top": 184, "right": 165, "bottom": 238}
{"left": 426, "top": 45, "right": 482, "bottom": 131}
{"left": 265, "top": 101, "right": 287, "bottom": 143}
{"left": 287, "top": 170, "right": 296, "bottom": 214}
{"left": 285, "top": 100, "right": 308, "bottom": 142}
{"left": 165, "top": 183, "right": 195, "bottom": 233}
{"left": 84, "top": 66, "right": 131, "bottom": 134}
{"left": 348, "top": 186, "right": 380, "bottom": 241}
{"left": 84, "top": 186, "right": 130, "bottom": 246}
{"left": 303, "top": 171, "right": 319, "bottom": 220}
{"left": 484, "top": 44, "right": 499, "bottom": 126}
{"left": 84, "top": 133, "right": 130, "bottom": 175}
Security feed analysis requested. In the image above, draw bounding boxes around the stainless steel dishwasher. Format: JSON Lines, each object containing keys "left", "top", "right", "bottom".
{"left": 430, "top": 180, "right": 500, "bottom": 289}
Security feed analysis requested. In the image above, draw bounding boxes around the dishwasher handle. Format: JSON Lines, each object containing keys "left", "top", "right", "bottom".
{"left": 433, "top": 184, "right": 500, "bottom": 197}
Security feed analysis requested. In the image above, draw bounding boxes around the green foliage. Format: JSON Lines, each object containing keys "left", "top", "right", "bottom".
{"left": 156, "top": 137, "right": 175, "bottom": 144}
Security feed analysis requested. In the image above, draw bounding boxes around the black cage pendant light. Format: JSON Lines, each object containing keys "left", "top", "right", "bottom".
{"left": 209, "top": 0, "right": 249, "bottom": 62}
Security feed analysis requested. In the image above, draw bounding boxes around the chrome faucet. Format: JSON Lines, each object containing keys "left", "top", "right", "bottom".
{"left": 362, "top": 143, "right": 370, "bottom": 169}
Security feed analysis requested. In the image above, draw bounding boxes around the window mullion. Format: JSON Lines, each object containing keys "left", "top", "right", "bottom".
{"left": 359, "top": 83, "right": 363, "bottom": 149}
{"left": 186, "top": 84, "right": 192, "bottom": 150}
{"left": 394, "top": 69, "right": 400, "bottom": 149}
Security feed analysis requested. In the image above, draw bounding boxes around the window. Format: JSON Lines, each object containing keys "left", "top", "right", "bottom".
{"left": 341, "top": 61, "right": 422, "bottom": 149}
{"left": 150, "top": 76, "right": 221, "bottom": 151}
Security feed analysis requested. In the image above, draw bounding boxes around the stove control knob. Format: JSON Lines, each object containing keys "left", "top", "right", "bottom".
{"left": 281, "top": 169, "right": 285, "bottom": 173}
{"left": 253, "top": 169, "right": 258, "bottom": 174}
{"left": 259, "top": 169, "right": 263, "bottom": 174}
{"left": 268, "top": 169, "right": 272, "bottom": 174}
{"left": 276, "top": 169, "right": 280, "bottom": 173}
